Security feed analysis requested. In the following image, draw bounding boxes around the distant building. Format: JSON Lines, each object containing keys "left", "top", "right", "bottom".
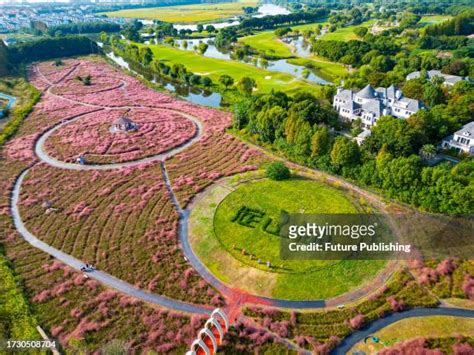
{"left": 333, "top": 84, "right": 423, "bottom": 129}
{"left": 406, "top": 70, "right": 467, "bottom": 87}
{"left": 441, "top": 122, "right": 474, "bottom": 156}
{"left": 111, "top": 116, "right": 138, "bottom": 132}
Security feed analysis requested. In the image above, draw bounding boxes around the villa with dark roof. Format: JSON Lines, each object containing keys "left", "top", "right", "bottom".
{"left": 333, "top": 84, "right": 423, "bottom": 129}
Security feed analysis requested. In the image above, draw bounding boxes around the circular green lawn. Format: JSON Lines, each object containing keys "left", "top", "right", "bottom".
{"left": 190, "top": 177, "right": 387, "bottom": 300}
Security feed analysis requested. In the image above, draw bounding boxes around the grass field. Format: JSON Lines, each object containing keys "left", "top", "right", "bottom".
{"left": 0, "top": 253, "right": 39, "bottom": 341}
{"left": 190, "top": 175, "right": 386, "bottom": 300}
{"left": 137, "top": 42, "right": 320, "bottom": 94}
{"left": 419, "top": 15, "right": 452, "bottom": 27}
{"left": 288, "top": 56, "right": 347, "bottom": 81}
{"left": 101, "top": 0, "right": 257, "bottom": 23}
{"left": 319, "top": 20, "right": 375, "bottom": 42}
{"left": 239, "top": 31, "right": 293, "bottom": 58}
{"left": 351, "top": 316, "right": 474, "bottom": 353}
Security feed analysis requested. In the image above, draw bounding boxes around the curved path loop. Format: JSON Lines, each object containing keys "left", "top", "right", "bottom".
{"left": 11, "top": 62, "right": 473, "bottom": 352}
{"left": 35, "top": 108, "right": 204, "bottom": 171}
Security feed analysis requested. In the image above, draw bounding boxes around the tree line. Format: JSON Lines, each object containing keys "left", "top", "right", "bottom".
{"left": 46, "top": 21, "right": 121, "bottom": 36}
{"left": 239, "top": 8, "right": 328, "bottom": 30}
{"left": 8, "top": 36, "right": 100, "bottom": 63}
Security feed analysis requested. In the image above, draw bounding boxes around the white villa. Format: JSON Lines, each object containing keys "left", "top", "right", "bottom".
{"left": 333, "top": 84, "right": 423, "bottom": 129}
{"left": 406, "top": 70, "right": 467, "bottom": 87}
{"left": 441, "top": 122, "right": 474, "bottom": 156}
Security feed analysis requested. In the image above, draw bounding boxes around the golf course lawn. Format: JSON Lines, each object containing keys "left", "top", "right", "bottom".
{"left": 136, "top": 42, "right": 320, "bottom": 94}
{"left": 101, "top": 0, "right": 257, "bottom": 23}
{"left": 239, "top": 31, "right": 293, "bottom": 58}
{"left": 351, "top": 316, "right": 474, "bottom": 353}
{"left": 419, "top": 15, "right": 452, "bottom": 27}
{"left": 288, "top": 56, "right": 347, "bottom": 81}
{"left": 189, "top": 175, "right": 387, "bottom": 300}
{"left": 319, "top": 20, "right": 375, "bottom": 42}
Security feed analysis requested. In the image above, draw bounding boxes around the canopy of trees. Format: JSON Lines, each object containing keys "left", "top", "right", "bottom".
{"left": 46, "top": 21, "right": 120, "bottom": 36}
{"left": 8, "top": 36, "right": 99, "bottom": 63}
{"left": 0, "top": 41, "right": 8, "bottom": 77}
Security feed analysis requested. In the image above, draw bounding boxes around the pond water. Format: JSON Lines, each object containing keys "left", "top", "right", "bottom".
{"left": 287, "top": 36, "right": 312, "bottom": 57}
{"left": 105, "top": 51, "right": 223, "bottom": 108}
{"left": 174, "top": 38, "right": 232, "bottom": 60}
{"left": 265, "top": 59, "right": 329, "bottom": 85}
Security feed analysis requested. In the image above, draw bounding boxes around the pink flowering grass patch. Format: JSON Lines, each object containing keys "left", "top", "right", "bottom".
{"left": 167, "top": 133, "right": 267, "bottom": 206}
{"left": 18, "top": 163, "right": 222, "bottom": 305}
{"left": 34, "top": 59, "right": 81, "bottom": 85}
{"left": 44, "top": 108, "right": 197, "bottom": 164}
{"left": 3, "top": 234, "right": 205, "bottom": 353}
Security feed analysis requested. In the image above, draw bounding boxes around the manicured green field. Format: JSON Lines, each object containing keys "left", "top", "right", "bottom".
{"left": 351, "top": 316, "right": 474, "bottom": 353}
{"left": 239, "top": 31, "right": 293, "bottom": 58}
{"left": 137, "top": 43, "right": 320, "bottom": 94}
{"left": 291, "top": 20, "right": 328, "bottom": 32}
{"left": 288, "top": 56, "right": 347, "bottom": 81}
{"left": 190, "top": 175, "right": 387, "bottom": 300}
{"left": 101, "top": 0, "right": 257, "bottom": 23}
{"left": 319, "top": 20, "right": 375, "bottom": 42}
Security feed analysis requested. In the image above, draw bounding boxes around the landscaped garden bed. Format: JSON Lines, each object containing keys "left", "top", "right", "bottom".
{"left": 44, "top": 108, "right": 198, "bottom": 164}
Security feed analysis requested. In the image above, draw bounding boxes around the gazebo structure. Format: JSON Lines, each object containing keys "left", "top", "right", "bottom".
{"left": 110, "top": 116, "right": 138, "bottom": 133}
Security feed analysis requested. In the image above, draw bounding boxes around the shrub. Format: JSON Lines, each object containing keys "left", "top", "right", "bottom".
{"left": 265, "top": 162, "right": 291, "bottom": 180}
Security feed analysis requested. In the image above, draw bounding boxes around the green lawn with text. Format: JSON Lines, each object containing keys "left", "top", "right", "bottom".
{"left": 190, "top": 177, "right": 386, "bottom": 300}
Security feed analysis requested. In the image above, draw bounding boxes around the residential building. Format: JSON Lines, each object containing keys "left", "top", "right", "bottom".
{"left": 441, "top": 122, "right": 474, "bottom": 156}
{"left": 406, "top": 70, "right": 467, "bottom": 87}
{"left": 333, "top": 84, "right": 423, "bottom": 129}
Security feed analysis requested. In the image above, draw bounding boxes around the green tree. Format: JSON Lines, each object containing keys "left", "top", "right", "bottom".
{"left": 256, "top": 105, "right": 286, "bottom": 143}
{"left": 353, "top": 26, "right": 368, "bottom": 38}
{"left": 201, "top": 77, "right": 212, "bottom": 87}
{"left": 330, "top": 136, "right": 360, "bottom": 170}
{"left": 219, "top": 74, "right": 234, "bottom": 89}
{"left": 402, "top": 80, "right": 425, "bottom": 101}
{"left": 197, "top": 42, "right": 208, "bottom": 55}
{"left": 197, "top": 24, "right": 204, "bottom": 33}
{"left": 419, "top": 144, "right": 437, "bottom": 160}
{"left": 139, "top": 47, "right": 153, "bottom": 66}
{"left": 310, "top": 125, "right": 330, "bottom": 157}
{"left": 266, "top": 161, "right": 291, "bottom": 180}
{"left": 236, "top": 77, "right": 256, "bottom": 96}
{"left": 205, "top": 25, "right": 216, "bottom": 33}
{"left": 233, "top": 99, "right": 251, "bottom": 129}
{"left": 423, "top": 83, "right": 446, "bottom": 107}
